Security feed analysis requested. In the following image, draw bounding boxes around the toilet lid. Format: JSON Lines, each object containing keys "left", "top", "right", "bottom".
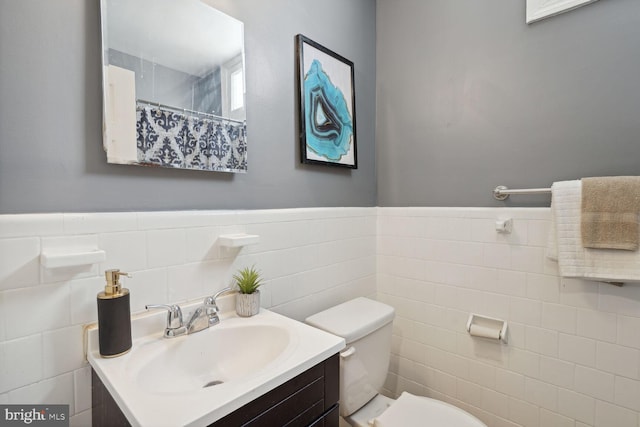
{"left": 372, "top": 392, "right": 487, "bottom": 427}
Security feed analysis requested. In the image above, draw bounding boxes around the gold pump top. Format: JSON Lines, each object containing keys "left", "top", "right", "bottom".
{"left": 99, "top": 269, "right": 131, "bottom": 299}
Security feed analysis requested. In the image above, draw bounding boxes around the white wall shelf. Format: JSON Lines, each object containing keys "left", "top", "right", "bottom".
{"left": 218, "top": 233, "right": 260, "bottom": 248}
{"left": 40, "top": 249, "right": 106, "bottom": 269}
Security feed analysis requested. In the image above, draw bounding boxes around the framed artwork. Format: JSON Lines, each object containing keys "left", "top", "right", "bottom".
{"left": 526, "top": 0, "right": 598, "bottom": 24}
{"left": 296, "top": 34, "right": 357, "bottom": 169}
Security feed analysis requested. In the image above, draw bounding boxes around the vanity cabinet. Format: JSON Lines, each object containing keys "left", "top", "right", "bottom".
{"left": 212, "top": 353, "right": 339, "bottom": 426}
{"left": 92, "top": 353, "right": 340, "bottom": 427}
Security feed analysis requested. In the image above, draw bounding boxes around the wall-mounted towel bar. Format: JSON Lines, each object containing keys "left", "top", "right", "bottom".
{"left": 493, "top": 185, "right": 552, "bottom": 200}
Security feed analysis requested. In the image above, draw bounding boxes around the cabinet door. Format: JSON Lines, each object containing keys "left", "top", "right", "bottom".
{"left": 211, "top": 354, "right": 339, "bottom": 427}
{"left": 308, "top": 404, "right": 339, "bottom": 427}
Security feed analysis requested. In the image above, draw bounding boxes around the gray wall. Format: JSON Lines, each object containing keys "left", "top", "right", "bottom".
{"left": 377, "top": 0, "right": 640, "bottom": 207}
{"left": 0, "top": 0, "right": 376, "bottom": 214}
{"left": 6, "top": 0, "right": 637, "bottom": 212}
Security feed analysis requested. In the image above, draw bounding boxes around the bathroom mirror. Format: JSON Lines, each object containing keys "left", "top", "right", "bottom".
{"left": 100, "top": 0, "right": 247, "bottom": 172}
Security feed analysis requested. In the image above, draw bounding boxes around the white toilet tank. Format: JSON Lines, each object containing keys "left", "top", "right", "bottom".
{"left": 305, "top": 297, "right": 395, "bottom": 417}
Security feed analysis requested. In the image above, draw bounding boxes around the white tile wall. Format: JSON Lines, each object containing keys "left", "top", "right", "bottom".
{"left": 378, "top": 207, "right": 640, "bottom": 427}
{"left": 4, "top": 206, "right": 640, "bottom": 427}
{"left": 0, "top": 208, "right": 377, "bottom": 424}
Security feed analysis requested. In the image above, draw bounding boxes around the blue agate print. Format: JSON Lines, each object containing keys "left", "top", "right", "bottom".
{"left": 304, "top": 59, "right": 353, "bottom": 161}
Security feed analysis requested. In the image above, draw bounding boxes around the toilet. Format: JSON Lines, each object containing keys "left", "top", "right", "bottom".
{"left": 305, "top": 297, "right": 487, "bottom": 427}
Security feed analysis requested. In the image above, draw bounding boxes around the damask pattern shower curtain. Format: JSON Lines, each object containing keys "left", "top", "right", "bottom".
{"left": 136, "top": 106, "right": 247, "bottom": 172}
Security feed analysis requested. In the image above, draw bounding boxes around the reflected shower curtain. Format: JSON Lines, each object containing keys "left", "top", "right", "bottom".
{"left": 135, "top": 105, "right": 247, "bottom": 172}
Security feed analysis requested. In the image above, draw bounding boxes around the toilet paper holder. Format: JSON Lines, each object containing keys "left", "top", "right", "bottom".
{"left": 466, "top": 313, "right": 508, "bottom": 343}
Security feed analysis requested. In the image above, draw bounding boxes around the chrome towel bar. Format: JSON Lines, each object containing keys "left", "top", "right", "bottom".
{"left": 493, "top": 185, "right": 552, "bottom": 200}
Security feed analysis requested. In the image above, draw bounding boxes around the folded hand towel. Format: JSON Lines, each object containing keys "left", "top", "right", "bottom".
{"left": 548, "top": 179, "right": 640, "bottom": 282}
{"left": 581, "top": 176, "right": 640, "bottom": 250}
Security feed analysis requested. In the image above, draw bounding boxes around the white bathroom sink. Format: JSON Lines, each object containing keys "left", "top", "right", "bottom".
{"left": 87, "top": 305, "right": 345, "bottom": 427}
{"left": 130, "top": 323, "right": 291, "bottom": 394}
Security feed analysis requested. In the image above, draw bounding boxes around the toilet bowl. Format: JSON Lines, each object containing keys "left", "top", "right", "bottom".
{"left": 346, "top": 392, "right": 486, "bottom": 427}
{"left": 306, "top": 297, "right": 487, "bottom": 427}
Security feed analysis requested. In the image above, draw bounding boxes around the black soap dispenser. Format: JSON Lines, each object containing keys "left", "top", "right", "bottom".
{"left": 97, "top": 269, "right": 132, "bottom": 357}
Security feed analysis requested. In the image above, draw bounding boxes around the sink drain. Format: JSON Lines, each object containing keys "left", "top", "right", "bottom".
{"left": 203, "top": 380, "right": 224, "bottom": 388}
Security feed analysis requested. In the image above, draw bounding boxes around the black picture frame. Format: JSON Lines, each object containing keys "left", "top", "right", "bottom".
{"left": 296, "top": 34, "right": 358, "bottom": 169}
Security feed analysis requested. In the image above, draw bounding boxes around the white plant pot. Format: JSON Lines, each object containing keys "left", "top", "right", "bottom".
{"left": 235, "top": 291, "right": 260, "bottom": 317}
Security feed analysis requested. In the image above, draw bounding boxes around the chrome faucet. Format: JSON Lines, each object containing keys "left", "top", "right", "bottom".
{"left": 146, "top": 288, "right": 237, "bottom": 338}
{"left": 184, "top": 305, "right": 212, "bottom": 334}
{"left": 146, "top": 303, "right": 214, "bottom": 338}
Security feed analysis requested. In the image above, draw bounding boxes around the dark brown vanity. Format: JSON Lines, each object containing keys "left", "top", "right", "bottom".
{"left": 93, "top": 354, "right": 339, "bottom": 427}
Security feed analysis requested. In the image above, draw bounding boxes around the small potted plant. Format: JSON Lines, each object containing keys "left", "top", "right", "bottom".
{"left": 233, "top": 265, "right": 262, "bottom": 317}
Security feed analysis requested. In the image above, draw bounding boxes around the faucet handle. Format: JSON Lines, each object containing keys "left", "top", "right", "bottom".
{"left": 207, "top": 287, "right": 236, "bottom": 310}
{"left": 203, "top": 295, "right": 221, "bottom": 327}
{"left": 145, "top": 304, "right": 184, "bottom": 329}
{"left": 203, "top": 295, "right": 217, "bottom": 309}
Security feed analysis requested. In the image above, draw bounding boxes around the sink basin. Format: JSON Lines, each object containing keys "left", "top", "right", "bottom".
{"left": 87, "top": 305, "right": 345, "bottom": 427}
{"left": 130, "top": 324, "right": 291, "bottom": 394}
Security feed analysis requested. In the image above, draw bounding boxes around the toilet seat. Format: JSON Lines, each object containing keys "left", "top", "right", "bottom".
{"left": 372, "top": 392, "right": 486, "bottom": 427}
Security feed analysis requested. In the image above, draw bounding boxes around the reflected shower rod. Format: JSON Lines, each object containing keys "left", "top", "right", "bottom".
{"left": 136, "top": 98, "right": 245, "bottom": 125}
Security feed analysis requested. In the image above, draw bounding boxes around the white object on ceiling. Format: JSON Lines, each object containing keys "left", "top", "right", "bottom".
{"left": 526, "top": 0, "right": 599, "bottom": 24}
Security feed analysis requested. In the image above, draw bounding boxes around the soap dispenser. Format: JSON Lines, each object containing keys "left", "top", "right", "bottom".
{"left": 97, "top": 269, "right": 132, "bottom": 357}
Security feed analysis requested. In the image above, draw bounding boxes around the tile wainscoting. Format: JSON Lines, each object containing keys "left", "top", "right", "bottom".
{"left": 1, "top": 206, "right": 639, "bottom": 427}
{"left": 0, "top": 208, "right": 376, "bottom": 426}
{"left": 378, "top": 207, "right": 640, "bottom": 427}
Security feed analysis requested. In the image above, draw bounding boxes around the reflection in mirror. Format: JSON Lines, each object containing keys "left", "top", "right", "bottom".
{"left": 100, "top": 0, "right": 247, "bottom": 172}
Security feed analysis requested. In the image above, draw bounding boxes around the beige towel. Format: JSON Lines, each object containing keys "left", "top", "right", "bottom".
{"left": 549, "top": 180, "right": 640, "bottom": 282}
{"left": 581, "top": 176, "right": 640, "bottom": 250}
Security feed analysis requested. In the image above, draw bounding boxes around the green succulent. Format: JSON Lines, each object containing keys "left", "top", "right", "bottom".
{"left": 233, "top": 266, "right": 262, "bottom": 294}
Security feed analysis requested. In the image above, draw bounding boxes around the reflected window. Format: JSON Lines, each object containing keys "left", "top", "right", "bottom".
{"left": 230, "top": 69, "right": 244, "bottom": 112}
{"left": 222, "top": 55, "right": 245, "bottom": 121}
